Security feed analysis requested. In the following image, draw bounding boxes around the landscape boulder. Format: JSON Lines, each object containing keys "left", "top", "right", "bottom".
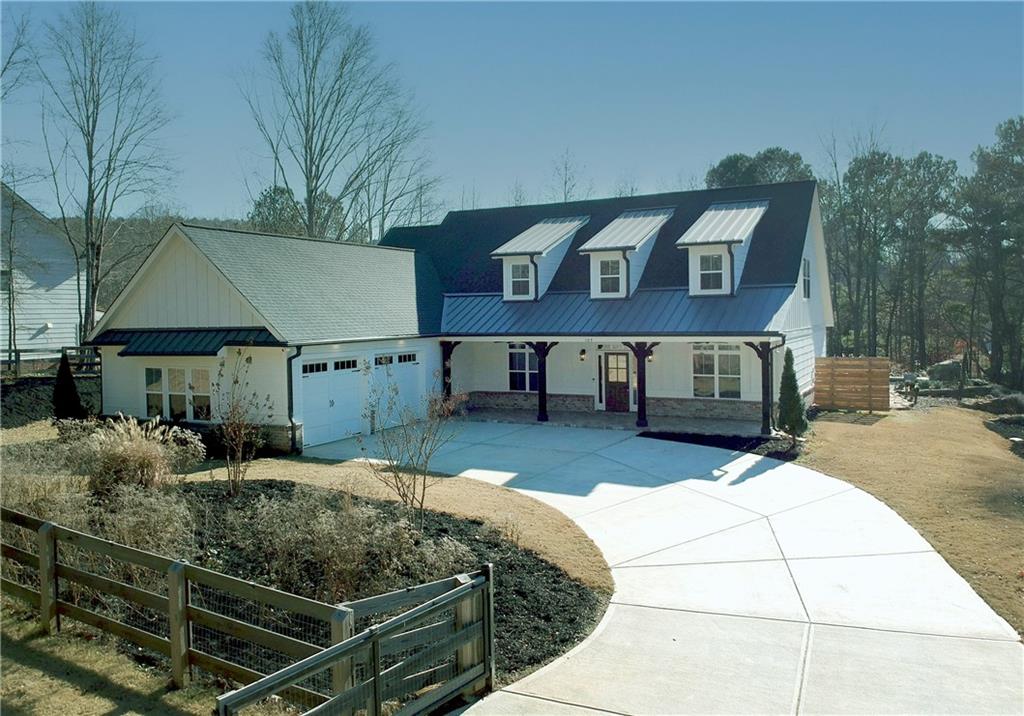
{"left": 963, "top": 394, "right": 1024, "bottom": 415}
{"left": 926, "top": 359, "right": 962, "bottom": 384}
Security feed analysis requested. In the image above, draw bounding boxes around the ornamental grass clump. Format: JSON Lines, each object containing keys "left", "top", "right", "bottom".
{"left": 81, "top": 415, "right": 206, "bottom": 495}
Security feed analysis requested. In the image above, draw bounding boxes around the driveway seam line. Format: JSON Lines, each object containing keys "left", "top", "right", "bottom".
{"left": 607, "top": 602, "right": 1021, "bottom": 643}
{"left": 610, "top": 516, "right": 767, "bottom": 567}
{"left": 500, "top": 689, "right": 631, "bottom": 715}
{"left": 767, "top": 517, "right": 812, "bottom": 623}
{"left": 765, "top": 485, "right": 859, "bottom": 517}
{"left": 794, "top": 623, "right": 813, "bottom": 714}
{"left": 611, "top": 549, "right": 939, "bottom": 569}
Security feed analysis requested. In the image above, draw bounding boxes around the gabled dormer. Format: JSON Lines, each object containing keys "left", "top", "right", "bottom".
{"left": 491, "top": 216, "right": 589, "bottom": 301}
{"left": 577, "top": 208, "right": 674, "bottom": 299}
{"left": 676, "top": 200, "right": 769, "bottom": 296}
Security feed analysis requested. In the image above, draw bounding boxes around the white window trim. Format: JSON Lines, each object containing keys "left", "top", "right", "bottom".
{"left": 589, "top": 252, "right": 627, "bottom": 299}
{"left": 507, "top": 343, "right": 538, "bottom": 392}
{"left": 502, "top": 257, "right": 534, "bottom": 301}
{"left": 802, "top": 257, "right": 811, "bottom": 300}
{"left": 144, "top": 366, "right": 213, "bottom": 422}
{"left": 691, "top": 344, "right": 742, "bottom": 400}
{"left": 687, "top": 245, "right": 731, "bottom": 296}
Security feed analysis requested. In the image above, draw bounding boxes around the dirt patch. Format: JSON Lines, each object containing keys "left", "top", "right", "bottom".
{"left": 225, "top": 458, "right": 614, "bottom": 595}
{"left": 639, "top": 431, "right": 800, "bottom": 461}
{"left": 798, "top": 406, "right": 1024, "bottom": 634}
{"left": 1, "top": 376, "right": 100, "bottom": 428}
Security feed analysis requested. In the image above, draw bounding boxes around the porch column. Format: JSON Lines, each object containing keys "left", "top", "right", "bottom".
{"left": 526, "top": 341, "right": 557, "bottom": 422}
{"left": 745, "top": 341, "right": 772, "bottom": 436}
{"left": 440, "top": 340, "right": 461, "bottom": 398}
{"left": 624, "top": 342, "right": 659, "bottom": 428}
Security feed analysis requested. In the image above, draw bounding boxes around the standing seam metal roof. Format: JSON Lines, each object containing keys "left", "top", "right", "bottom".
{"left": 490, "top": 216, "right": 589, "bottom": 256}
{"left": 441, "top": 287, "right": 790, "bottom": 336}
{"left": 676, "top": 200, "right": 770, "bottom": 245}
{"left": 577, "top": 207, "right": 675, "bottom": 252}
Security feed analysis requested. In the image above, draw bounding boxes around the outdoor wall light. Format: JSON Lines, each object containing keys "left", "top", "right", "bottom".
{"left": 579, "top": 349, "right": 587, "bottom": 362}
{"left": 647, "top": 354, "right": 654, "bottom": 363}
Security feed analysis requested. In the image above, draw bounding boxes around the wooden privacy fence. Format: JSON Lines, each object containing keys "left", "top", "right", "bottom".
{"left": 815, "top": 357, "right": 890, "bottom": 411}
{"left": 0, "top": 507, "right": 495, "bottom": 714}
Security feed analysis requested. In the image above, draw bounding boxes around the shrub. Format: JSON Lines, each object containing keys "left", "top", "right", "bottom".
{"left": 230, "top": 486, "right": 474, "bottom": 603}
{"left": 53, "top": 353, "right": 87, "bottom": 419}
{"left": 778, "top": 348, "right": 808, "bottom": 448}
{"left": 54, "top": 417, "right": 101, "bottom": 444}
{"left": 80, "top": 415, "right": 206, "bottom": 495}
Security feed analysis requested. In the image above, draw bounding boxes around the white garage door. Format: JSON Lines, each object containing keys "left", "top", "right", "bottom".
{"left": 301, "top": 358, "right": 365, "bottom": 447}
{"left": 370, "top": 351, "right": 422, "bottom": 430}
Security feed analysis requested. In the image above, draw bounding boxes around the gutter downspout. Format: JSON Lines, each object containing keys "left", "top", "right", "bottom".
{"left": 529, "top": 255, "right": 540, "bottom": 301}
{"left": 622, "top": 250, "right": 631, "bottom": 297}
{"left": 286, "top": 345, "right": 303, "bottom": 453}
{"left": 768, "top": 334, "right": 786, "bottom": 429}
{"left": 727, "top": 244, "right": 736, "bottom": 296}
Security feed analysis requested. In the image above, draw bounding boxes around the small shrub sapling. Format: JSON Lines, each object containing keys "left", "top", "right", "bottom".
{"left": 213, "top": 349, "right": 274, "bottom": 497}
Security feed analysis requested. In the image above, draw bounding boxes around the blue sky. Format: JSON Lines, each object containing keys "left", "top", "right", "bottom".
{"left": 3, "top": 1, "right": 1022, "bottom": 219}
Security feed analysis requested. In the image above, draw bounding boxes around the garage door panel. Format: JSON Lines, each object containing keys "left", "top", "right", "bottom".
{"left": 301, "top": 358, "right": 365, "bottom": 447}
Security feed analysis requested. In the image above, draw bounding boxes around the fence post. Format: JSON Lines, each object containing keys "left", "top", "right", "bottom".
{"left": 37, "top": 522, "right": 57, "bottom": 635}
{"left": 370, "top": 627, "right": 382, "bottom": 716}
{"left": 330, "top": 605, "right": 355, "bottom": 712}
{"left": 482, "top": 564, "right": 496, "bottom": 691}
{"left": 167, "top": 561, "right": 190, "bottom": 688}
{"left": 455, "top": 573, "right": 485, "bottom": 699}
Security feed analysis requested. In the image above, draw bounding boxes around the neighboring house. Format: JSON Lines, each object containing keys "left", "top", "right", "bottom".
{"left": 88, "top": 180, "right": 832, "bottom": 450}
{"left": 1, "top": 184, "right": 83, "bottom": 359}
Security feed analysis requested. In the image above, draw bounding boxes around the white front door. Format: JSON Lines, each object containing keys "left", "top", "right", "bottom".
{"left": 301, "top": 358, "right": 364, "bottom": 447}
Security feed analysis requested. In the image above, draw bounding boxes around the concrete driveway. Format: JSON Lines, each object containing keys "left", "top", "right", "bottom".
{"left": 307, "top": 421, "right": 1023, "bottom": 714}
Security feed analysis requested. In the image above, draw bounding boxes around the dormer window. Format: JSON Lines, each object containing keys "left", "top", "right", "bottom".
{"left": 599, "top": 259, "right": 622, "bottom": 294}
{"left": 699, "top": 254, "right": 724, "bottom": 291}
{"left": 503, "top": 258, "right": 534, "bottom": 301}
{"left": 511, "top": 263, "right": 531, "bottom": 297}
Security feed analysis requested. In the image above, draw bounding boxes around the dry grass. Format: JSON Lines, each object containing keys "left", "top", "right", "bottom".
{"left": 0, "top": 419, "right": 58, "bottom": 445}
{"left": 798, "top": 406, "right": 1024, "bottom": 634}
{"left": 201, "top": 457, "right": 615, "bottom": 594}
{"left": 0, "top": 604, "right": 286, "bottom": 716}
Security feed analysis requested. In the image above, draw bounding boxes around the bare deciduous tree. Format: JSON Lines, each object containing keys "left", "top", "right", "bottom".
{"left": 361, "top": 371, "right": 466, "bottom": 530}
{"left": 37, "top": 2, "right": 171, "bottom": 338}
{"left": 213, "top": 349, "right": 274, "bottom": 498}
{"left": 612, "top": 173, "right": 640, "bottom": 197}
{"left": 1, "top": 10, "right": 32, "bottom": 101}
{"left": 244, "top": 1, "right": 437, "bottom": 242}
{"left": 508, "top": 179, "right": 528, "bottom": 207}
{"left": 548, "top": 148, "right": 592, "bottom": 203}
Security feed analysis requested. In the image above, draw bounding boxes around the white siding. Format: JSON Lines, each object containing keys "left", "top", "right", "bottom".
{"left": 452, "top": 340, "right": 763, "bottom": 404}
{"left": 1, "top": 193, "right": 82, "bottom": 354}
{"left": 100, "top": 232, "right": 264, "bottom": 330}
{"left": 101, "top": 347, "right": 291, "bottom": 426}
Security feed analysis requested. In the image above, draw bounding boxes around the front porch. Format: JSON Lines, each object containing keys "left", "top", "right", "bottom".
{"left": 442, "top": 336, "right": 784, "bottom": 436}
{"left": 464, "top": 406, "right": 763, "bottom": 437}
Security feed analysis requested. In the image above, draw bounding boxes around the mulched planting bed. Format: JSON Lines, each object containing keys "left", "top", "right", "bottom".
{"left": 179, "top": 480, "right": 606, "bottom": 682}
{"left": 1, "top": 376, "right": 100, "bottom": 428}
{"left": 984, "top": 415, "right": 1024, "bottom": 460}
{"left": 639, "top": 431, "right": 800, "bottom": 461}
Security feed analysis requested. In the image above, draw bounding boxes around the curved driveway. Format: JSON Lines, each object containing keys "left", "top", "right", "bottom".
{"left": 308, "top": 421, "right": 1023, "bottom": 714}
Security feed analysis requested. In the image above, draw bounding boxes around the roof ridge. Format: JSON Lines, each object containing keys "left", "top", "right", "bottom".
{"left": 443, "top": 179, "right": 817, "bottom": 215}
{"left": 178, "top": 222, "right": 416, "bottom": 253}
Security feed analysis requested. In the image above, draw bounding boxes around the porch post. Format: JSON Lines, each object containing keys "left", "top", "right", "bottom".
{"left": 526, "top": 342, "right": 557, "bottom": 422}
{"left": 624, "top": 342, "right": 659, "bottom": 428}
{"left": 745, "top": 341, "right": 772, "bottom": 436}
{"left": 440, "top": 340, "right": 461, "bottom": 398}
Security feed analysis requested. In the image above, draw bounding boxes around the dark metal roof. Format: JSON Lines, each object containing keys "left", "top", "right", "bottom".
{"left": 91, "top": 327, "right": 285, "bottom": 356}
{"left": 441, "top": 287, "right": 791, "bottom": 337}
{"left": 382, "top": 181, "right": 816, "bottom": 295}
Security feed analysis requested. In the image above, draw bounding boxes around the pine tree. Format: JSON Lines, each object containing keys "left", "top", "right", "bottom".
{"left": 53, "top": 353, "right": 87, "bottom": 420}
{"left": 778, "top": 348, "right": 807, "bottom": 449}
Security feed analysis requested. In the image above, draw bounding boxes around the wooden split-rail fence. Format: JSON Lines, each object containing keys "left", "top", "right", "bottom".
{"left": 0, "top": 507, "right": 495, "bottom": 715}
{"left": 814, "top": 357, "right": 891, "bottom": 411}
